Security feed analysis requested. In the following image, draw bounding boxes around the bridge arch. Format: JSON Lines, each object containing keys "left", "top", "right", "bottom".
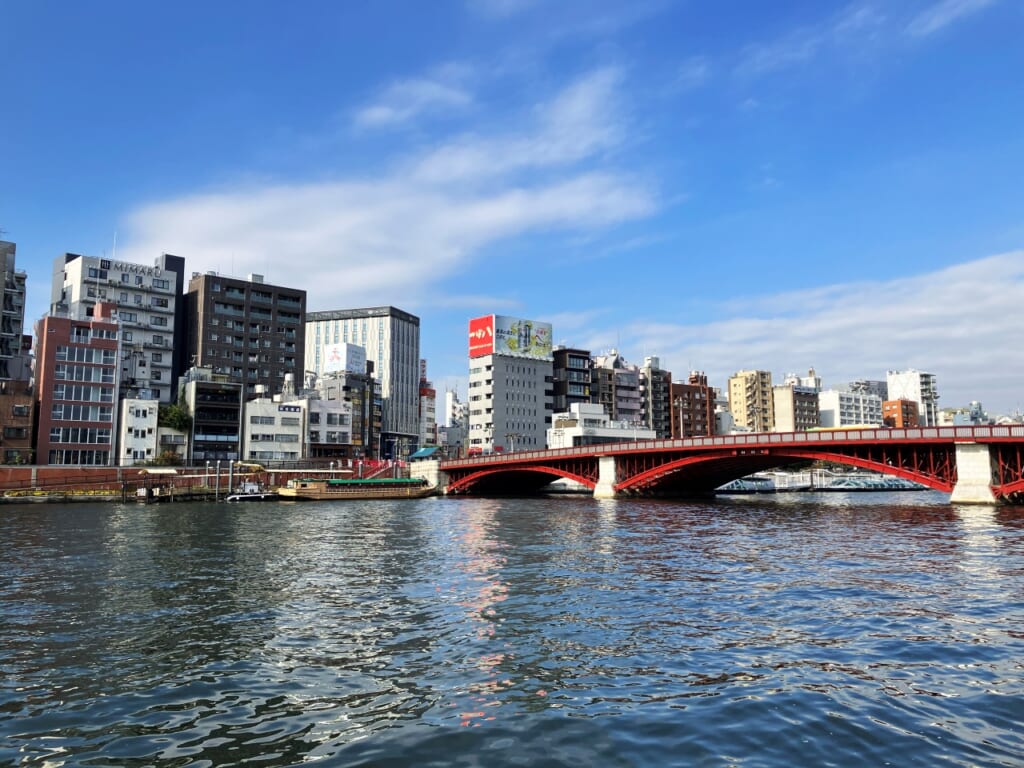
{"left": 617, "top": 448, "right": 956, "bottom": 495}
{"left": 446, "top": 464, "right": 597, "bottom": 495}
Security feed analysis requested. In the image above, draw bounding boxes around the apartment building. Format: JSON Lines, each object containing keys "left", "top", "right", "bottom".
{"left": 640, "top": 356, "right": 673, "bottom": 438}
{"left": 179, "top": 366, "right": 243, "bottom": 463}
{"left": 551, "top": 346, "right": 592, "bottom": 413}
{"left": 883, "top": 399, "right": 919, "bottom": 428}
{"left": 670, "top": 372, "right": 716, "bottom": 439}
{"left": 50, "top": 252, "right": 186, "bottom": 403}
{"left": 34, "top": 303, "right": 120, "bottom": 465}
{"left": 592, "top": 350, "right": 642, "bottom": 425}
{"left": 773, "top": 384, "right": 820, "bottom": 432}
{"left": 185, "top": 272, "right": 306, "bottom": 400}
{"left": 1, "top": 240, "right": 29, "bottom": 382}
{"left": 728, "top": 369, "right": 775, "bottom": 433}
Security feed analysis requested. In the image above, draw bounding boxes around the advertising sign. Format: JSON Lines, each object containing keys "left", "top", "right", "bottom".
{"left": 469, "top": 315, "right": 553, "bottom": 360}
{"left": 468, "top": 315, "right": 495, "bottom": 358}
{"left": 323, "top": 342, "right": 367, "bottom": 374}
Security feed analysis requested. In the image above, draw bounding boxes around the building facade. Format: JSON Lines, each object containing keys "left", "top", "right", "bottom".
{"left": 312, "top": 369, "right": 379, "bottom": 460}
{"left": 818, "top": 389, "right": 883, "bottom": 428}
{"left": 551, "top": 346, "right": 592, "bottom": 414}
{"left": 305, "top": 306, "right": 420, "bottom": 456}
{"left": 51, "top": 252, "right": 186, "bottom": 403}
{"left": 591, "top": 350, "right": 642, "bottom": 425}
{"left": 467, "top": 314, "right": 553, "bottom": 454}
{"left": 883, "top": 399, "right": 919, "bottom": 428}
{"left": 670, "top": 372, "right": 716, "bottom": 439}
{"left": 886, "top": 369, "right": 939, "bottom": 427}
{"left": 34, "top": 303, "right": 120, "bottom": 465}
{"left": 639, "top": 356, "right": 673, "bottom": 438}
{"left": 1, "top": 240, "right": 29, "bottom": 382}
{"left": 179, "top": 367, "right": 243, "bottom": 464}
{"left": 728, "top": 369, "right": 775, "bottom": 433}
{"left": 418, "top": 360, "right": 437, "bottom": 449}
{"left": 773, "top": 384, "right": 820, "bottom": 432}
{"left": 117, "top": 397, "right": 160, "bottom": 465}
{"left": 547, "top": 402, "right": 656, "bottom": 449}
{"left": 0, "top": 379, "right": 34, "bottom": 464}
{"left": 185, "top": 272, "right": 306, "bottom": 401}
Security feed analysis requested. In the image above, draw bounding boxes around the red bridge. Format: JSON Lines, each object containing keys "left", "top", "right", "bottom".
{"left": 421, "top": 425, "right": 1024, "bottom": 504}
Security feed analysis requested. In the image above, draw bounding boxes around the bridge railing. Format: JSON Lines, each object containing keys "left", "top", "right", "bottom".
{"left": 442, "top": 425, "right": 1024, "bottom": 467}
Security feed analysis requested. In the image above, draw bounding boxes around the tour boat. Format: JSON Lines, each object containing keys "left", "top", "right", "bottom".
{"left": 277, "top": 476, "right": 435, "bottom": 500}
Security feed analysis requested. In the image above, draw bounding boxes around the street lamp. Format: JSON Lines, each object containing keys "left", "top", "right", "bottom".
{"left": 206, "top": 460, "right": 211, "bottom": 487}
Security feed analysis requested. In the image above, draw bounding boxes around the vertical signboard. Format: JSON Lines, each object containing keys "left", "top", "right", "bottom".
{"left": 468, "top": 315, "right": 495, "bottom": 358}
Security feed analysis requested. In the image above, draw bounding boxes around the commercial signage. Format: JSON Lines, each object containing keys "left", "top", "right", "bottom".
{"left": 323, "top": 342, "right": 367, "bottom": 374}
{"left": 468, "top": 314, "right": 553, "bottom": 360}
{"left": 468, "top": 316, "right": 495, "bottom": 358}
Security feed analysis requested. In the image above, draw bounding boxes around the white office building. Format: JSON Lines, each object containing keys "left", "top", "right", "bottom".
{"left": 467, "top": 314, "right": 553, "bottom": 453}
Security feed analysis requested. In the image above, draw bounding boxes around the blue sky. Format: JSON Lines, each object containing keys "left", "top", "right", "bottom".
{"left": 3, "top": 0, "right": 1023, "bottom": 414}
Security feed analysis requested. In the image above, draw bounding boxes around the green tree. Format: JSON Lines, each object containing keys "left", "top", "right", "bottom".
{"left": 159, "top": 401, "right": 192, "bottom": 432}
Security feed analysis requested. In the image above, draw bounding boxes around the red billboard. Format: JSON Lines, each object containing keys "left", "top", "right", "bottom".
{"left": 468, "top": 315, "right": 495, "bottom": 358}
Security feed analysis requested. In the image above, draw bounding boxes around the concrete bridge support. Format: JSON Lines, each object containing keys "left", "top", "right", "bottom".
{"left": 410, "top": 460, "right": 449, "bottom": 494}
{"left": 950, "top": 443, "right": 997, "bottom": 505}
{"left": 593, "top": 456, "right": 618, "bottom": 499}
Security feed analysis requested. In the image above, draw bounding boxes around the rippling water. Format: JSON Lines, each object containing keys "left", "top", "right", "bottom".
{"left": 2, "top": 492, "right": 1024, "bottom": 766}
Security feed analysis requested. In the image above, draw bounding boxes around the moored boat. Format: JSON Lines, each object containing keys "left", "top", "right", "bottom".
{"left": 277, "top": 477, "right": 435, "bottom": 500}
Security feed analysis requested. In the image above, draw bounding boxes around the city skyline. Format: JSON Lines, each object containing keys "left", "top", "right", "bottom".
{"left": 3, "top": 1, "right": 1023, "bottom": 414}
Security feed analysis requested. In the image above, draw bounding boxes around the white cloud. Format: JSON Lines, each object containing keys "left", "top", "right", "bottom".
{"left": 615, "top": 252, "right": 1024, "bottom": 415}
{"left": 118, "top": 69, "right": 655, "bottom": 314}
{"left": 412, "top": 66, "right": 625, "bottom": 183}
{"left": 906, "top": 0, "right": 997, "bottom": 37}
{"left": 353, "top": 67, "right": 473, "bottom": 129}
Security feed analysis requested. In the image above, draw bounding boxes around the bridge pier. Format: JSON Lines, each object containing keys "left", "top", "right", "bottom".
{"left": 410, "top": 460, "right": 449, "bottom": 494}
{"left": 593, "top": 456, "right": 618, "bottom": 499}
{"left": 950, "top": 443, "right": 997, "bottom": 505}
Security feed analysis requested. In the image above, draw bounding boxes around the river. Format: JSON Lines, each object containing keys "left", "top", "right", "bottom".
{"left": 2, "top": 492, "right": 1023, "bottom": 766}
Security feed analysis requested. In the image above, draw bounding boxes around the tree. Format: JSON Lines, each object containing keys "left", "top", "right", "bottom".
{"left": 159, "top": 402, "right": 192, "bottom": 432}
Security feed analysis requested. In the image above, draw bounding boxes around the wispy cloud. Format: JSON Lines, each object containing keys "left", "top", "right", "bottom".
{"left": 906, "top": 0, "right": 997, "bottom": 37}
{"left": 465, "top": 0, "right": 540, "bottom": 18}
{"left": 614, "top": 252, "right": 1024, "bottom": 414}
{"left": 412, "top": 66, "right": 625, "bottom": 183}
{"left": 354, "top": 66, "right": 473, "bottom": 129}
{"left": 119, "top": 69, "right": 655, "bottom": 314}
{"left": 735, "top": 3, "right": 887, "bottom": 77}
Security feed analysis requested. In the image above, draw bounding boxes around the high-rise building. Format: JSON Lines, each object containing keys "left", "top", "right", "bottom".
{"left": 34, "top": 303, "right": 120, "bottom": 465}
{"left": 1, "top": 241, "right": 30, "bottom": 382}
{"left": 670, "top": 372, "right": 716, "bottom": 438}
{"left": 640, "top": 356, "right": 673, "bottom": 437}
{"left": 886, "top": 369, "right": 939, "bottom": 427}
{"left": 306, "top": 306, "right": 420, "bottom": 457}
{"left": 467, "top": 314, "right": 553, "bottom": 453}
{"left": 728, "top": 369, "right": 774, "bottom": 432}
{"left": 185, "top": 272, "right": 306, "bottom": 400}
{"left": 551, "top": 346, "right": 592, "bottom": 413}
{"left": 50, "top": 252, "right": 186, "bottom": 403}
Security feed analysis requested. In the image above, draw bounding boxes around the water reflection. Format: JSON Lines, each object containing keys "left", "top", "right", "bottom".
{"left": 2, "top": 493, "right": 1024, "bottom": 766}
